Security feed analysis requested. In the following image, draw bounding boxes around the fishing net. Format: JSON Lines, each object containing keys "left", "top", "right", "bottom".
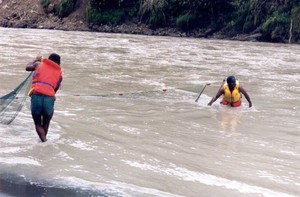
{"left": 0, "top": 72, "right": 33, "bottom": 125}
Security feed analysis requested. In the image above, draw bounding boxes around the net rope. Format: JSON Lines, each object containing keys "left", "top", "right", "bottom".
{"left": 0, "top": 72, "right": 33, "bottom": 125}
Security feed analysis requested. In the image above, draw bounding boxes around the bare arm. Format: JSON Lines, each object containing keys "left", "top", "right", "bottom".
{"left": 25, "top": 55, "right": 42, "bottom": 71}
{"left": 208, "top": 88, "right": 224, "bottom": 106}
{"left": 239, "top": 86, "right": 252, "bottom": 107}
{"left": 54, "top": 76, "right": 63, "bottom": 93}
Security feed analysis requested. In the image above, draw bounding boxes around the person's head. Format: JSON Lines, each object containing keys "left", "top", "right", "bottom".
{"left": 48, "top": 53, "right": 60, "bottom": 65}
{"left": 227, "top": 76, "right": 236, "bottom": 91}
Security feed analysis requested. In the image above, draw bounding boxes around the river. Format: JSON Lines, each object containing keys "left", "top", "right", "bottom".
{"left": 0, "top": 27, "right": 299, "bottom": 197}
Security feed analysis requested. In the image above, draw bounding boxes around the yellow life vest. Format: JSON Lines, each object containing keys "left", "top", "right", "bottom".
{"left": 223, "top": 80, "right": 241, "bottom": 103}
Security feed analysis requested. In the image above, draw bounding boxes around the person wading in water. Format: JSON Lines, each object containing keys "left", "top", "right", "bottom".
{"left": 26, "top": 53, "right": 63, "bottom": 142}
{"left": 208, "top": 76, "right": 252, "bottom": 108}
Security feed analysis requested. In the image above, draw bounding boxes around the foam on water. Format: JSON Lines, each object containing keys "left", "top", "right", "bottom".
{"left": 124, "top": 160, "right": 296, "bottom": 197}
{"left": 0, "top": 157, "right": 40, "bottom": 166}
{"left": 0, "top": 27, "right": 299, "bottom": 196}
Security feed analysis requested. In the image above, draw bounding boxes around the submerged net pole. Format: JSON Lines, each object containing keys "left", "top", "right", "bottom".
{"left": 289, "top": 18, "right": 293, "bottom": 44}
{"left": 0, "top": 72, "right": 33, "bottom": 125}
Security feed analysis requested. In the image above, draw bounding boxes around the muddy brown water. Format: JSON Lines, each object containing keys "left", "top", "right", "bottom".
{"left": 0, "top": 27, "right": 299, "bottom": 197}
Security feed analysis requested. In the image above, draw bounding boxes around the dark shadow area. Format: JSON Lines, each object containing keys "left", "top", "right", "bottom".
{"left": 0, "top": 173, "right": 116, "bottom": 197}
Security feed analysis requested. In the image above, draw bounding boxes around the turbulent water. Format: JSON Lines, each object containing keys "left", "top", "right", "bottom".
{"left": 0, "top": 27, "right": 299, "bottom": 197}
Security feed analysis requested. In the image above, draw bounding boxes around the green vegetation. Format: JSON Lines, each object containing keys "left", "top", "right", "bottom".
{"left": 57, "top": 0, "right": 76, "bottom": 18}
{"left": 176, "top": 14, "right": 196, "bottom": 31}
{"left": 40, "top": 0, "right": 300, "bottom": 43}
{"left": 86, "top": 0, "right": 138, "bottom": 25}
{"left": 139, "top": 0, "right": 167, "bottom": 28}
{"left": 41, "top": 0, "right": 51, "bottom": 8}
{"left": 41, "top": 0, "right": 76, "bottom": 18}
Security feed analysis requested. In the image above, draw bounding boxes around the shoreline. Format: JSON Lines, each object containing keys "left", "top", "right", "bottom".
{"left": 0, "top": 0, "right": 297, "bottom": 44}
{"left": 0, "top": 23, "right": 266, "bottom": 44}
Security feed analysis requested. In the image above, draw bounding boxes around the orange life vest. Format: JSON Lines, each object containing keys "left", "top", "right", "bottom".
{"left": 221, "top": 98, "right": 242, "bottom": 107}
{"left": 30, "top": 59, "right": 62, "bottom": 96}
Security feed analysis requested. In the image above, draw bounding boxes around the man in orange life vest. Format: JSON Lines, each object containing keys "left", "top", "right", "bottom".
{"left": 26, "top": 53, "right": 63, "bottom": 142}
{"left": 208, "top": 76, "right": 252, "bottom": 108}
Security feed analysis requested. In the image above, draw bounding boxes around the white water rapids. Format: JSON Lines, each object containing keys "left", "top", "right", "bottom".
{"left": 0, "top": 27, "right": 299, "bottom": 197}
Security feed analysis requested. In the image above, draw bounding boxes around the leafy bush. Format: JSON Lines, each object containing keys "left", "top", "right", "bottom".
{"left": 176, "top": 13, "right": 196, "bottom": 31}
{"left": 41, "top": 0, "right": 51, "bottom": 8}
{"left": 291, "top": 6, "right": 300, "bottom": 41}
{"left": 89, "top": 0, "right": 135, "bottom": 9}
{"left": 260, "top": 11, "right": 290, "bottom": 41}
{"left": 148, "top": 10, "right": 166, "bottom": 28}
{"left": 87, "top": 0, "right": 138, "bottom": 26}
{"left": 139, "top": 0, "right": 167, "bottom": 27}
{"left": 57, "top": 0, "right": 76, "bottom": 18}
{"left": 87, "top": 8, "right": 125, "bottom": 25}
{"left": 40, "top": 0, "right": 76, "bottom": 18}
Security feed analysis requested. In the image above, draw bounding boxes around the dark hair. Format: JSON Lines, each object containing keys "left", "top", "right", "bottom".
{"left": 48, "top": 53, "right": 61, "bottom": 65}
{"left": 227, "top": 76, "right": 236, "bottom": 84}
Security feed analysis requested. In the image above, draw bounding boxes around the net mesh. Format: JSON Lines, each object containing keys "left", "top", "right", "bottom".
{"left": 0, "top": 72, "right": 33, "bottom": 125}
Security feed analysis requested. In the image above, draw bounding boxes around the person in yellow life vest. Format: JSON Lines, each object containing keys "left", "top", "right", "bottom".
{"left": 208, "top": 76, "right": 252, "bottom": 108}
{"left": 26, "top": 53, "right": 63, "bottom": 142}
